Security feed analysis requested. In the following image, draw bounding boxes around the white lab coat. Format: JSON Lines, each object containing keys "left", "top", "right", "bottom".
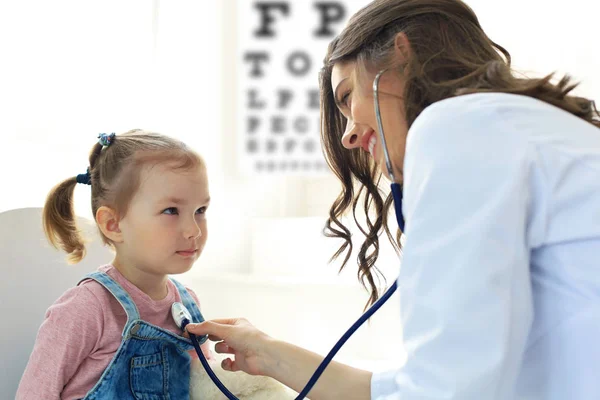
{"left": 371, "top": 92, "right": 600, "bottom": 399}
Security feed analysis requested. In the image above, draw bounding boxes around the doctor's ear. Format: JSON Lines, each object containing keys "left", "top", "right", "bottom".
{"left": 393, "top": 32, "right": 412, "bottom": 67}
{"left": 96, "top": 206, "right": 123, "bottom": 243}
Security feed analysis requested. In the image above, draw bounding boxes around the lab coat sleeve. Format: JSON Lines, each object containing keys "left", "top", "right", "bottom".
{"left": 371, "top": 103, "right": 535, "bottom": 399}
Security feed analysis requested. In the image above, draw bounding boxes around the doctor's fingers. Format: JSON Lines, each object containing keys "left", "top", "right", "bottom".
{"left": 186, "top": 320, "right": 232, "bottom": 339}
{"left": 214, "top": 341, "right": 235, "bottom": 354}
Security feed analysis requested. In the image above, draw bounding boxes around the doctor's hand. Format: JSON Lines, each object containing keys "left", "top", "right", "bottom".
{"left": 185, "top": 318, "right": 273, "bottom": 376}
{"left": 187, "top": 317, "right": 372, "bottom": 400}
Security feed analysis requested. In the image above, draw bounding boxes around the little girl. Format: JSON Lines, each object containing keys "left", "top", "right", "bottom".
{"left": 16, "top": 129, "right": 215, "bottom": 399}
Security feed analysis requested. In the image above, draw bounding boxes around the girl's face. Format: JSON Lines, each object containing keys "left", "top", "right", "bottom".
{"left": 115, "top": 162, "right": 210, "bottom": 278}
{"left": 331, "top": 61, "right": 408, "bottom": 182}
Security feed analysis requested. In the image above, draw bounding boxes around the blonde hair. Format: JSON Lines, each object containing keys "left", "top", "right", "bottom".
{"left": 43, "top": 129, "right": 204, "bottom": 264}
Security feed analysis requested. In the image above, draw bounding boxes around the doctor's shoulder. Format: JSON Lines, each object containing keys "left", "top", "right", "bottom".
{"left": 408, "top": 92, "right": 561, "bottom": 149}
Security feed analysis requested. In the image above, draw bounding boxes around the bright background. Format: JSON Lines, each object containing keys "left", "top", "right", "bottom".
{"left": 0, "top": 0, "right": 597, "bottom": 370}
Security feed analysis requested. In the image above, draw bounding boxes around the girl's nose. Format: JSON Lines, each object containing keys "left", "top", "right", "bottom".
{"left": 184, "top": 219, "right": 202, "bottom": 239}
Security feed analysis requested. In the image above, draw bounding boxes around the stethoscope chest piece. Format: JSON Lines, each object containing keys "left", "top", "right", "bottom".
{"left": 171, "top": 302, "right": 193, "bottom": 329}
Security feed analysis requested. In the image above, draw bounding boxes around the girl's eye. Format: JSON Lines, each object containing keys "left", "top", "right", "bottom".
{"left": 162, "top": 207, "right": 178, "bottom": 215}
{"left": 196, "top": 207, "right": 207, "bottom": 215}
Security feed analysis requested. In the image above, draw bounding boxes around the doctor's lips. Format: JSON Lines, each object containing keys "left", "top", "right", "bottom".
{"left": 361, "top": 130, "right": 377, "bottom": 156}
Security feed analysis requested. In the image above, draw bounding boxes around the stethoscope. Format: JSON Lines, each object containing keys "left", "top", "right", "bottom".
{"left": 171, "top": 69, "right": 404, "bottom": 399}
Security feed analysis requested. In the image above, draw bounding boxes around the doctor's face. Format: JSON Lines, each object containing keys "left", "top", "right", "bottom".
{"left": 331, "top": 61, "right": 408, "bottom": 182}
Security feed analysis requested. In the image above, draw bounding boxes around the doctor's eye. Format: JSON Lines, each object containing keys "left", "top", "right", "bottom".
{"left": 196, "top": 206, "right": 207, "bottom": 215}
{"left": 162, "top": 207, "right": 179, "bottom": 215}
{"left": 341, "top": 91, "right": 351, "bottom": 107}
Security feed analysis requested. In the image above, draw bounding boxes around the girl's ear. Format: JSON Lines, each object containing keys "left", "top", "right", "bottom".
{"left": 96, "top": 206, "right": 123, "bottom": 243}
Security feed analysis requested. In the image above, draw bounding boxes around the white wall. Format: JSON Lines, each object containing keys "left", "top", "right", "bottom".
{"left": 0, "top": 0, "right": 222, "bottom": 217}
{"left": 468, "top": 0, "right": 598, "bottom": 99}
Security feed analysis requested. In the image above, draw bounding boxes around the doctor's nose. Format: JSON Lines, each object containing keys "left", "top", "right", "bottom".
{"left": 341, "top": 121, "right": 369, "bottom": 150}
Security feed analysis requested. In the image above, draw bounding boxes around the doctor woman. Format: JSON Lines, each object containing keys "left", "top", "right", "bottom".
{"left": 187, "top": 0, "right": 600, "bottom": 398}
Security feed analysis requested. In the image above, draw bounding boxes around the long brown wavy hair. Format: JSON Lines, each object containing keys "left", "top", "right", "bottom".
{"left": 319, "top": 0, "right": 600, "bottom": 308}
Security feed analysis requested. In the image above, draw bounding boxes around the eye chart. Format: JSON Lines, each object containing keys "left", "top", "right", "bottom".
{"left": 237, "top": 0, "right": 364, "bottom": 175}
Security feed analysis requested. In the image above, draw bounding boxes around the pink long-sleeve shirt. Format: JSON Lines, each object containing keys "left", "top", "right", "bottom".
{"left": 16, "top": 265, "right": 212, "bottom": 400}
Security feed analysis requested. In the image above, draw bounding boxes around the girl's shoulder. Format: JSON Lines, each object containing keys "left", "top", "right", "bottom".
{"left": 48, "top": 279, "right": 109, "bottom": 317}
{"left": 48, "top": 265, "right": 118, "bottom": 317}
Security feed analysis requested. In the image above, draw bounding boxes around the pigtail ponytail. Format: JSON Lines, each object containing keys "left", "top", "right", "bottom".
{"left": 42, "top": 136, "right": 111, "bottom": 263}
{"left": 42, "top": 177, "right": 87, "bottom": 264}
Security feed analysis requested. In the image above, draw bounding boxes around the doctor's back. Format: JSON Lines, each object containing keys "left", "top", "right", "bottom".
{"left": 397, "top": 91, "right": 600, "bottom": 399}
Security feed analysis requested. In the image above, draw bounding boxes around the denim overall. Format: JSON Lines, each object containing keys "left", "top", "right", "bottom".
{"left": 79, "top": 271, "right": 207, "bottom": 400}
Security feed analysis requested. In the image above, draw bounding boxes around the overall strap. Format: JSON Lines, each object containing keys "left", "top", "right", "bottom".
{"left": 170, "top": 278, "right": 206, "bottom": 324}
{"left": 79, "top": 271, "right": 141, "bottom": 335}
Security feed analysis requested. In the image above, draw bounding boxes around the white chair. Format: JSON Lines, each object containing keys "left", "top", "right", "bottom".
{"left": 0, "top": 207, "right": 112, "bottom": 399}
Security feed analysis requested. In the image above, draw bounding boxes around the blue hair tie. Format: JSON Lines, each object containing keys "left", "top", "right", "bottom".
{"left": 98, "top": 132, "right": 116, "bottom": 147}
{"left": 77, "top": 132, "right": 114, "bottom": 185}
{"left": 76, "top": 168, "right": 91, "bottom": 185}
